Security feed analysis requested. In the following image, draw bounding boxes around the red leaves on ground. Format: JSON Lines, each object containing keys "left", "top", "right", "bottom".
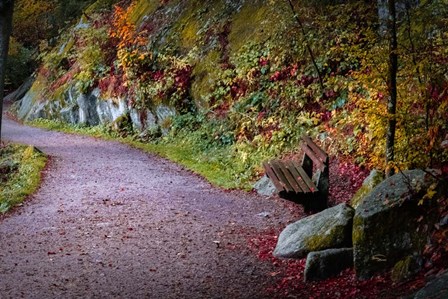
{"left": 247, "top": 159, "right": 439, "bottom": 298}
{"left": 248, "top": 230, "right": 428, "bottom": 299}
{"left": 328, "top": 158, "right": 369, "bottom": 205}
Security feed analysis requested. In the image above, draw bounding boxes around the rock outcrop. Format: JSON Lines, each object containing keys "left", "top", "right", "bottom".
{"left": 14, "top": 86, "right": 176, "bottom": 134}
{"left": 4, "top": 76, "right": 34, "bottom": 103}
{"left": 273, "top": 203, "right": 354, "bottom": 259}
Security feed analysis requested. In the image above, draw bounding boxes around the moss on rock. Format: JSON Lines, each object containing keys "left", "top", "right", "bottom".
{"left": 304, "top": 224, "right": 351, "bottom": 252}
{"left": 191, "top": 50, "right": 221, "bottom": 107}
{"left": 130, "top": 0, "right": 160, "bottom": 25}
{"left": 353, "top": 169, "right": 444, "bottom": 280}
{"left": 350, "top": 169, "right": 384, "bottom": 209}
{"left": 229, "top": 1, "right": 282, "bottom": 54}
{"left": 274, "top": 203, "right": 354, "bottom": 259}
{"left": 391, "top": 255, "right": 421, "bottom": 282}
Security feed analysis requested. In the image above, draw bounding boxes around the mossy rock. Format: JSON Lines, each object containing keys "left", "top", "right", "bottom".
{"left": 273, "top": 203, "right": 354, "bottom": 259}
{"left": 109, "top": 113, "right": 134, "bottom": 137}
{"left": 304, "top": 248, "right": 354, "bottom": 282}
{"left": 350, "top": 169, "right": 384, "bottom": 209}
{"left": 228, "top": 0, "right": 289, "bottom": 54}
{"left": 191, "top": 50, "right": 221, "bottom": 107}
{"left": 181, "top": 20, "right": 200, "bottom": 49}
{"left": 129, "top": 0, "right": 160, "bottom": 25}
{"left": 84, "top": 0, "right": 117, "bottom": 14}
{"left": 353, "top": 169, "right": 445, "bottom": 280}
{"left": 391, "top": 255, "right": 422, "bottom": 283}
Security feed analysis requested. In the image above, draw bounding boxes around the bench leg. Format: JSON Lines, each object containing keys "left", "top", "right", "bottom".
{"left": 279, "top": 192, "right": 327, "bottom": 213}
{"left": 305, "top": 194, "right": 328, "bottom": 213}
{"left": 316, "top": 194, "right": 328, "bottom": 211}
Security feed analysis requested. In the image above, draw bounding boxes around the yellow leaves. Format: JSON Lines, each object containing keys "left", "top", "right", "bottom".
{"left": 419, "top": 183, "right": 438, "bottom": 205}
{"left": 138, "top": 53, "right": 148, "bottom": 61}
{"left": 13, "top": 0, "right": 57, "bottom": 46}
{"left": 7, "top": 37, "right": 21, "bottom": 56}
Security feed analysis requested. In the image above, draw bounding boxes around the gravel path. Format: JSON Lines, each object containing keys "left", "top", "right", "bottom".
{"left": 1, "top": 114, "right": 300, "bottom": 298}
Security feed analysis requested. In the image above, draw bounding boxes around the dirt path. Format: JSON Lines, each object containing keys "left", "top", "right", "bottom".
{"left": 0, "top": 115, "right": 301, "bottom": 298}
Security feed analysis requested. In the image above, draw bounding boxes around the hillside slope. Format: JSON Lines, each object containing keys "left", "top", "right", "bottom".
{"left": 14, "top": 0, "right": 448, "bottom": 188}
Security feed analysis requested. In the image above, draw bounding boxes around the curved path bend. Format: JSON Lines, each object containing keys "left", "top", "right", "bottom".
{"left": 0, "top": 114, "right": 299, "bottom": 299}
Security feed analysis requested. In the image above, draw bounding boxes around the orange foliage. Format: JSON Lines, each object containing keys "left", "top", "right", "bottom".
{"left": 109, "top": 2, "right": 151, "bottom": 75}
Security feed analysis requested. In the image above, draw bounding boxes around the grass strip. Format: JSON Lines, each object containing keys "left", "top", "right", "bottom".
{"left": 28, "top": 118, "right": 257, "bottom": 190}
{"left": 0, "top": 143, "right": 47, "bottom": 213}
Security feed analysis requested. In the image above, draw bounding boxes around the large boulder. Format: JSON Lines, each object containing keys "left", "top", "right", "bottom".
{"left": 350, "top": 169, "right": 384, "bottom": 209}
{"left": 353, "top": 169, "right": 445, "bottom": 280}
{"left": 304, "top": 248, "right": 353, "bottom": 282}
{"left": 413, "top": 270, "right": 448, "bottom": 299}
{"left": 273, "top": 203, "right": 354, "bottom": 259}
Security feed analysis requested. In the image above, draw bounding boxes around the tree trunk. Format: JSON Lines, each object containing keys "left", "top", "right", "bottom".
{"left": 386, "top": 0, "right": 398, "bottom": 177}
{"left": 0, "top": 0, "right": 14, "bottom": 142}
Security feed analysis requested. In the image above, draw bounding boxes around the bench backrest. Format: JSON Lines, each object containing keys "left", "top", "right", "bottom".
{"left": 300, "top": 135, "right": 328, "bottom": 171}
{"left": 300, "top": 135, "right": 329, "bottom": 195}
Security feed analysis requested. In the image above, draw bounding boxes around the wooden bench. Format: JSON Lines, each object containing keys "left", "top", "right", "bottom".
{"left": 263, "top": 135, "right": 329, "bottom": 212}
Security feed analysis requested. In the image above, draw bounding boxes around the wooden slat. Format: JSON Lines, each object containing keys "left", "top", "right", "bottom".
{"left": 264, "top": 161, "right": 289, "bottom": 192}
{"left": 270, "top": 160, "right": 295, "bottom": 193}
{"left": 302, "top": 135, "right": 328, "bottom": 163}
{"left": 292, "top": 160, "right": 317, "bottom": 193}
{"left": 277, "top": 161, "right": 302, "bottom": 193}
{"left": 300, "top": 143, "right": 326, "bottom": 170}
{"left": 284, "top": 160, "right": 308, "bottom": 193}
{"left": 263, "top": 162, "right": 286, "bottom": 192}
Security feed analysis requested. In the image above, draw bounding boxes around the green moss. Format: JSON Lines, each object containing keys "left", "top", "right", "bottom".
{"left": 350, "top": 185, "right": 370, "bottom": 209}
{"left": 0, "top": 144, "right": 47, "bottom": 213}
{"left": 61, "top": 36, "right": 76, "bottom": 57}
{"left": 29, "top": 74, "right": 48, "bottom": 100}
{"left": 229, "top": 1, "right": 287, "bottom": 54}
{"left": 109, "top": 113, "right": 134, "bottom": 136}
{"left": 304, "top": 225, "right": 347, "bottom": 251}
{"left": 180, "top": 19, "right": 200, "bottom": 49}
{"left": 304, "top": 234, "right": 331, "bottom": 252}
{"left": 352, "top": 216, "right": 365, "bottom": 244}
{"left": 84, "top": 0, "right": 117, "bottom": 14}
{"left": 391, "top": 256, "right": 416, "bottom": 282}
{"left": 351, "top": 170, "right": 384, "bottom": 209}
{"left": 129, "top": 0, "right": 160, "bottom": 25}
{"left": 191, "top": 50, "right": 221, "bottom": 106}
